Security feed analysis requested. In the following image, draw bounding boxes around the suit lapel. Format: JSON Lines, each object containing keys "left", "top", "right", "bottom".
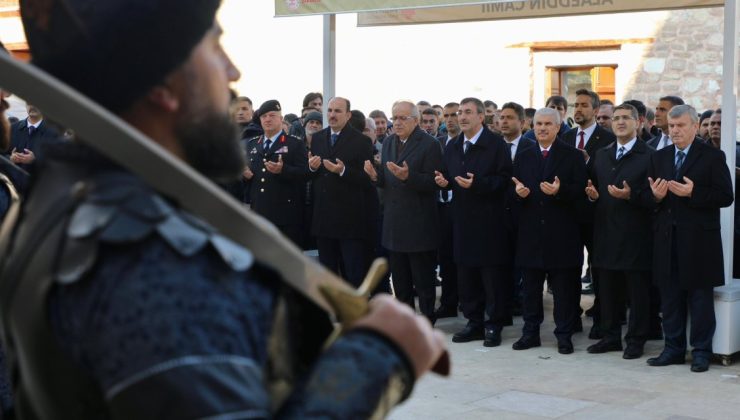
{"left": 606, "top": 142, "right": 618, "bottom": 165}
{"left": 678, "top": 142, "right": 703, "bottom": 179}
{"left": 330, "top": 128, "right": 352, "bottom": 157}
{"left": 397, "top": 128, "right": 422, "bottom": 163}
{"left": 662, "top": 145, "right": 676, "bottom": 180}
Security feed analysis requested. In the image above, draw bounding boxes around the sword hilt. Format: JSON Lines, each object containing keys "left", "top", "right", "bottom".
{"left": 319, "top": 257, "right": 451, "bottom": 377}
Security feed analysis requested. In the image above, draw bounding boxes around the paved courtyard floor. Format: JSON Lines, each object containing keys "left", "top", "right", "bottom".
{"left": 390, "top": 293, "right": 740, "bottom": 420}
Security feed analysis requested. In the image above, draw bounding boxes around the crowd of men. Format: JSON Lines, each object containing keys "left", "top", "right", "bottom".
{"left": 228, "top": 90, "right": 733, "bottom": 373}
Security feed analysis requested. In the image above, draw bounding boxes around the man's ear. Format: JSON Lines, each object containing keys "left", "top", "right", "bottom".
{"left": 147, "top": 85, "right": 180, "bottom": 113}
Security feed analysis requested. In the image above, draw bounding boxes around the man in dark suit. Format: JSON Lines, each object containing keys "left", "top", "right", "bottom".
{"left": 523, "top": 95, "right": 569, "bottom": 141}
{"left": 6, "top": 104, "right": 60, "bottom": 171}
{"left": 364, "top": 101, "right": 443, "bottom": 323}
{"left": 309, "top": 97, "right": 374, "bottom": 287}
{"left": 511, "top": 107, "right": 587, "bottom": 355}
{"left": 647, "top": 95, "right": 685, "bottom": 150}
{"left": 561, "top": 89, "right": 616, "bottom": 337}
{"left": 434, "top": 97, "right": 513, "bottom": 347}
{"left": 584, "top": 103, "right": 655, "bottom": 359}
{"left": 646, "top": 104, "right": 733, "bottom": 373}
{"left": 243, "top": 100, "right": 308, "bottom": 246}
{"left": 433, "top": 102, "right": 462, "bottom": 319}
{"left": 500, "top": 102, "right": 536, "bottom": 315}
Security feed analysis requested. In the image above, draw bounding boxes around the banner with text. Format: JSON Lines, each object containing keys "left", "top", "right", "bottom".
{"left": 357, "top": 0, "right": 723, "bottom": 26}
{"left": 275, "top": 0, "right": 506, "bottom": 16}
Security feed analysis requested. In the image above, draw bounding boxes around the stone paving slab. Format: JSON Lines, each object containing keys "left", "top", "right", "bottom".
{"left": 390, "top": 292, "right": 740, "bottom": 420}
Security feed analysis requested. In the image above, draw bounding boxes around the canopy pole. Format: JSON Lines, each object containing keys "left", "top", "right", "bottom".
{"left": 322, "top": 14, "right": 336, "bottom": 127}
{"left": 720, "top": 0, "right": 738, "bottom": 284}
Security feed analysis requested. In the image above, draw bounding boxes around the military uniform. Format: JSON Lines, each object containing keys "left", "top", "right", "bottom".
{"left": 245, "top": 131, "right": 307, "bottom": 245}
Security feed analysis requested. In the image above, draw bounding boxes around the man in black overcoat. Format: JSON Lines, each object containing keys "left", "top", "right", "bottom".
{"left": 434, "top": 97, "right": 513, "bottom": 347}
{"left": 364, "top": 100, "right": 443, "bottom": 323}
{"left": 309, "top": 97, "right": 374, "bottom": 287}
{"left": 511, "top": 107, "right": 587, "bottom": 355}
{"left": 584, "top": 103, "right": 655, "bottom": 359}
{"left": 645, "top": 104, "right": 733, "bottom": 373}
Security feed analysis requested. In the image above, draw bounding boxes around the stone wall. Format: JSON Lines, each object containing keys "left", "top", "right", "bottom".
{"left": 626, "top": 7, "right": 736, "bottom": 113}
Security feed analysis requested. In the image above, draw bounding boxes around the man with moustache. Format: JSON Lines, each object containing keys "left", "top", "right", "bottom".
{"left": 434, "top": 98, "right": 513, "bottom": 346}
{"left": 584, "top": 103, "right": 655, "bottom": 359}
{"left": 0, "top": 1, "right": 446, "bottom": 416}
{"left": 364, "top": 101, "right": 443, "bottom": 323}
{"left": 511, "top": 108, "right": 587, "bottom": 354}
{"left": 707, "top": 109, "right": 721, "bottom": 149}
{"left": 433, "top": 102, "right": 461, "bottom": 319}
{"left": 243, "top": 100, "right": 308, "bottom": 246}
{"left": 596, "top": 100, "right": 614, "bottom": 132}
{"left": 646, "top": 105, "right": 733, "bottom": 373}
{"left": 309, "top": 97, "right": 375, "bottom": 287}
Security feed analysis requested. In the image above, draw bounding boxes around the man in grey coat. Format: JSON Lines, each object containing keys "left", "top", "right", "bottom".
{"left": 365, "top": 100, "right": 443, "bottom": 323}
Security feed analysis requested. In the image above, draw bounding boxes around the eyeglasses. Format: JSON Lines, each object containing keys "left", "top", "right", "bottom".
{"left": 421, "top": 119, "right": 437, "bottom": 125}
{"left": 611, "top": 116, "right": 634, "bottom": 122}
{"left": 391, "top": 115, "right": 414, "bottom": 122}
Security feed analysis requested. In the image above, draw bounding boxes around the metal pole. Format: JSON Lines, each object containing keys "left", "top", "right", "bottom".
{"left": 720, "top": 0, "right": 739, "bottom": 284}
{"left": 322, "top": 14, "right": 336, "bottom": 127}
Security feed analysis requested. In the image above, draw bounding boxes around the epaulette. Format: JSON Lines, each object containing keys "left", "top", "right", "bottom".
{"left": 56, "top": 173, "right": 253, "bottom": 284}
{"left": 246, "top": 135, "right": 262, "bottom": 144}
{"left": 287, "top": 134, "right": 303, "bottom": 141}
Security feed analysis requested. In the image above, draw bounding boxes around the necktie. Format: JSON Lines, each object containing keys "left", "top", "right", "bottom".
{"left": 398, "top": 139, "right": 406, "bottom": 155}
{"left": 331, "top": 133, "right": 338, "bottom": 147}
{"left": 616, "top": 146, "right": 626, "bottom": 160}
{"left": 508, "top": 142, "right": 514, "bottom": 161}
{"left": 28, "top": 126, "right": 36, "bottom": 137}
{"left": 674, "top": 150, "right": 686, "bottom": 180}
{"left": 542, "top": 149, "right": 549, "bottom": 159}
{"left": 464, "top": 141, "right": 471, "bottom": 154}
{"left": 662, "top": 135, "right": 671, "bottom": 150}
{"left": 577, "top": 131, "right": 585, "bottom": 149}
{"left": 264, "top": 139, "right": 271, "bottom": 151}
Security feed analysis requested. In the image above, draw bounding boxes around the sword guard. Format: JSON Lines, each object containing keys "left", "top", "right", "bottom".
{"left": 319, "top": 257, "right": 388, "bottom": 327}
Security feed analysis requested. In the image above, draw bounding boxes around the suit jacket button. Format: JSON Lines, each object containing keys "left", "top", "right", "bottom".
{"left": 541, "top": 220, "right": 545, "bottom": 225}
{"left": 260, "top": 188, "right": 264, "bottom": 192}
{"left": 262, "top": 168, "right": 266, "bottom": 172}
{"left": 261, "top": 178, "right": 265, "bottom": 182}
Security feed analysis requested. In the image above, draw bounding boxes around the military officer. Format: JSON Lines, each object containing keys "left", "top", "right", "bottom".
{"left": 245, "top": 100, "right": 308, "bottom": 245}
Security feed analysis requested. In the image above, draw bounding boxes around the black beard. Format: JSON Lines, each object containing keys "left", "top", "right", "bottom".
{"left": 176, "top": 112, "right": 244, "bottom": 184}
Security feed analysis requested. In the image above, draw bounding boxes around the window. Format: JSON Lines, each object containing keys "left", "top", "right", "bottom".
{"left": 546, "top": 66, "right": 616, "bottom": 110}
